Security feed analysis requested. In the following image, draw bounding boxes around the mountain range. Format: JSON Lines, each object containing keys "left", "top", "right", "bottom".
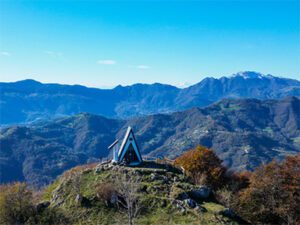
{"left": 1, "top": 96, "right": 299, "bottom": 187}
{"left": 1, "top": 71, "right": 300, "bottom": 125}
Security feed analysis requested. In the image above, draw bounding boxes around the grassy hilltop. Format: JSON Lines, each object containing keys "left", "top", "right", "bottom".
{"left": 41, "top": 161, "right": 241, "bottom": 225}
{"left": 2, "top": 147, "right": 298, "bottom": 225}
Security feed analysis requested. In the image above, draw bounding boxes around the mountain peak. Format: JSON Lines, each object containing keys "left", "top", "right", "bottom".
{"left": 15, "top": 79, "right": 42, "bottom": 84}
{"left": 230, "top": 71, "right": 274, "bottom": 79}
{"left": 9, "top": 79, "right": 43, "bottom": 89}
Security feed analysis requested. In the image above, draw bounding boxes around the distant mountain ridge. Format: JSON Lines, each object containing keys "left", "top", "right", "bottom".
{"left": 1, "top": 71, "right": 299, "bottom": 125}
{"left": 1, "top": 97, "right": 299, "bottom": 187}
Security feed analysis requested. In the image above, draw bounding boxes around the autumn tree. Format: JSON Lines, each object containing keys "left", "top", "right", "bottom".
{"left": 0, "top": 182, "right": 70, "bottom": 225}
{"left": 0, "top": 182, "right": 35, "bottom": 225}
{"left": 174, "top": 145, "right": 227, "bottom": 188}
{"left": 234, "top": 154, "right": 300, "bottom": 225}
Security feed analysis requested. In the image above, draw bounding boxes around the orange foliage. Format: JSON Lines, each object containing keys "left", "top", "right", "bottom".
{"left": 174, "top": 146, "right": 227, "bottom": 188}
{"left": 0, "top": 182, "right": 34, "bottom": 224}
{"left": 226, "top": 170, "right": 251, "bottom": 192}
{"left": 235, "top": 154, "right": 300, "bottom": 225}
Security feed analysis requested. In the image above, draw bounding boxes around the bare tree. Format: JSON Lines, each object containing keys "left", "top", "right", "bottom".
{"left": 73, "top": 172, "right": 81, "bottom": 195}
{"left": 114, "top": 172, "right": 142, "bottom": 225}
{"left": 72, "top": 172, "right": 83, "bottom": 205}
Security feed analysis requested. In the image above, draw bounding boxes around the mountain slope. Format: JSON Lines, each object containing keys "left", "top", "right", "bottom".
{"left": 126, "top": 96, "right": 300, "bottom": 171}
{"left": 1, "top": 97, "right": 299, "bottom": 187}
{"left": 1, "top": 71, "right": 299, "bottom": 125}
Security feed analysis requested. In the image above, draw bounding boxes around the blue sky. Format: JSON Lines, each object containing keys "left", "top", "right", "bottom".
{"left": 0, "top": 0, "right": 299, "bottom": 88}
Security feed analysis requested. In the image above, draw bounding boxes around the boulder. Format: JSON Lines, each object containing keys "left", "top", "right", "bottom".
{"left": 195, "top": 205, "right": 208, "bottom": 213}
{"left": 132, "top": 170, "right": 141, "bottom": 176}
{"left": 150, "top": 173, "right": 159, "bottom": 181}
{"left": 177, "top": 204, "right": 186, "bottom": 214}
{"left": 94, "top": 166, "right": 104, "bottom": 174}
{"left": 75, "top": 194, "right": 83, "bottom": 204}
{"left": 219, "top": 208, "right": 236, "bottom": 218}
{"left": 180, "top": 192, "right": 189, "bottom": 200}
{"left": 172, "top": 200, "right": 186, "bottom": 213}
{"left": 110, "top": 193, "right": 118, "bottom": 204}
{"left": 183, "top": 198, "right": 197, "bottom": 208}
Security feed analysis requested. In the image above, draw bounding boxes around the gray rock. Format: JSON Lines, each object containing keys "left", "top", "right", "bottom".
{"left": 178, "top": 204, "right": 186, "bottom": 213}
{"left": 111, "top": 161, "right": 118, "bottom": 166}
{"left": 132, "top": 170, "right": 141, "bottom": 176}
{"left": 195, "top": 205, "right": 208, "bottom": 213}
{"left": 152, "top": 185, "right": 159, "bottom": 191}
{"left": 161, "top": 175, "right": 168, "bottom": 182}
{"left": 50, "top": 185, "right": 65, "bottom": 207}
{"left": 75, "top": 194, "right": 83, "bottom": 204}
{"left": 110, "top": 193, "right": 118, "bottom": 204}
{"left": 150, "top": 173, "right": 159, "bottom": 181}
{"left": 179, "top": 192, "right": 189, "bottom": 200}
{"left": 95, "top": 166, "right": 104, "bottom": 174}
{"left": 184, "top": 198, "right": 197, "bottom": 208}
{"left": 172, "top": 200, "right": 186, "bottom": 213}
{"left": 111, "top": 165, "right": 119, "bottom": 171}
{"left": 220, "top": 208, "right": 236, "bottom": 218}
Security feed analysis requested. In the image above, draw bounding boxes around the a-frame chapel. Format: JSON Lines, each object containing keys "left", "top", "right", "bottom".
{"left": 108, "top": 126, "right": 143, "bottom": 166}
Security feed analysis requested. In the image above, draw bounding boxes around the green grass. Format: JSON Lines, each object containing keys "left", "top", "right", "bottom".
{"left": 42, "top": 179, "right": 60, "bottom": 201}
{"left": 43, "top": 163, "right": 242, "bottom": 225}
{"left": 137, "top": 207, "right": 201, "bottom": 225}
{"left": 202, "top": 202, "right": 225, "bottom": 212}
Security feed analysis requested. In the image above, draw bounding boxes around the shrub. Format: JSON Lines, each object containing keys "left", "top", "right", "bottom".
{"left": 0, "top": 182, "right": 35, "bottom": 225}
{"left": 225, "top": 170, "right": 251, "bottom": 192}
{"left": 174, "top": 146, "right": 227, "bottom": 189}
{"left": 96, "top": 182, "right": 117, "bottom": 206}
{"left": 0, "top": 182, "right": 69, "bottom": 225}
{"left": 27, "top": 207, "right": 70, "bottom": 225}
{"left": 215, "top": 187, "right": 234, "bottom": 208}
{"left": 234, "top": 155, "right": 300, "bottom": 225}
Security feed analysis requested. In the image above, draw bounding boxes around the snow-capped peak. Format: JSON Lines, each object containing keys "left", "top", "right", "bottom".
{"left": 230, "top": 71, "right": 274, "bottom": 79}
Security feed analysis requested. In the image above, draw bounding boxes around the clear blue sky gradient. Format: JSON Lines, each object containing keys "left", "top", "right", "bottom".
{"left": 0, "top": 0, "right": 299, "bottom": 88}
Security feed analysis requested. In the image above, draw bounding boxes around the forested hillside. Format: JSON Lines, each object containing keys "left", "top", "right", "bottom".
{"left": 1, "top": 97, "right": 299, "bottom": 187}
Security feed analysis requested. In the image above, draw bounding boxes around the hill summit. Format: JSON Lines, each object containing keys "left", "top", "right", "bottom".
{"left": 40, "top": 161, "right": 243, "bottom": 225}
